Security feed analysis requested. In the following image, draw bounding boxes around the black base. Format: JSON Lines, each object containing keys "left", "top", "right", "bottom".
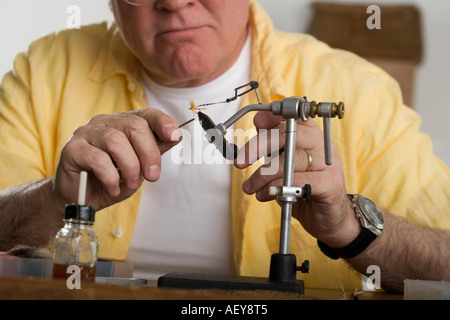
{"left": 157, "top": 271, "right": 304, "bottom": 294}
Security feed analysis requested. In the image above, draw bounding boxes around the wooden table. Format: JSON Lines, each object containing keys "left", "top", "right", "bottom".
{"left": 0, "top": 276, "right": 402, "bottom": 300}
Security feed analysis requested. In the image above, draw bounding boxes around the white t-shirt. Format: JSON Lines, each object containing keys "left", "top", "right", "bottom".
{"left": 127, "top": 35, "right": 251, "bottom": 281}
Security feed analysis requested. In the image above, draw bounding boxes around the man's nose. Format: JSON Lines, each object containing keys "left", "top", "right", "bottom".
{"left": 155, "top": 0, "right": 194, "bottom": 11}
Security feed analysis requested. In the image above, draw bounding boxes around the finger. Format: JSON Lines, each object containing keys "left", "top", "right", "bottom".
{"left": 119, "top": 114, "right": 162, "bottom": 182}
{"left": 99, "top": 110, "right": 176, "bottom": 182}
{"left": 253, "top": 110, "right": 283, "bottom": 129}
{"left": 254, "top": 176, "right": 282, "bottom": 202}
{"left": 133, "top": 108, "right": 183, "bottom": 179}
{"left": 252, "top": 172, "right": 325, "bottom": 203}
{"left": 138, "top": 108, "right": 182, "bottom": 149}
{"left": 235, "top": 128, "right": 283, "bottom": 168}
{"left": 242, "top": 151, "right": 285, "bottom": 195}
{"left": 83, "top": 125, "right": 143, "bottom": 189}
{"left": 235, "top": 120, "right": 321, "bottom": 169}
{"left": 63, "top": 140, "right": 121, "bottom": 197}
{"left": 242, "top": 148, "right": 325, "bottom": 195}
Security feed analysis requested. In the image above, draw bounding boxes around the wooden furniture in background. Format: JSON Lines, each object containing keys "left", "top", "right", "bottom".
{"left": 308, "top": 2, "right": 422, "bottom": 108}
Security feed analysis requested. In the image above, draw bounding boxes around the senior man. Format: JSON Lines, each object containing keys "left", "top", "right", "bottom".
{"left": 0, "top": 0, "right": 448, "bottom": 292}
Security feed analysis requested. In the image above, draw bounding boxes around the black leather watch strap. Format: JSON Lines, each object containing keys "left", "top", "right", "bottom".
{"left": 317, "top": 228, "right": 377, "bottom": 260}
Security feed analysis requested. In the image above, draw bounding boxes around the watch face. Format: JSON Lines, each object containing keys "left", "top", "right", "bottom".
{"left": 357, "top": 196, "right": 384, "bottom": 229}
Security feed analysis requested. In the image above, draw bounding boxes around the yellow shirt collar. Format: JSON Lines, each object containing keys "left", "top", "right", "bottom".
{"left": 87, "top": 22, "right": 141, "bottom": 83}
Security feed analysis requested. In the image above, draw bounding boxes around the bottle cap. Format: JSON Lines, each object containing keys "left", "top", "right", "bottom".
{"left": 64, "top": 204, "right": 96, "bottom": 222}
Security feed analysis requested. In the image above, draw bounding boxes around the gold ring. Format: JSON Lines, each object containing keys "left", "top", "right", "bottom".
{"left": 305, "top": 149, "right": 313, "bottom": 172}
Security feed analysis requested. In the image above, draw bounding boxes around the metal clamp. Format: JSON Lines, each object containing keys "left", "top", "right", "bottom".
{"left": 198, "top": 86, "right": 344, "bottom": 282}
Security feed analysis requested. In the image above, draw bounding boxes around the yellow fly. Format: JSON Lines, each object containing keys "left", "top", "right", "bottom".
{"left": 189, "top": 101, "right": 206, "bottom": 114}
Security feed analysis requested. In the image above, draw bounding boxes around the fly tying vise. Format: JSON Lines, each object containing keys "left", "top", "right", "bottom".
{"left": 156, "top": 80, "right": 345, "bottom": 293}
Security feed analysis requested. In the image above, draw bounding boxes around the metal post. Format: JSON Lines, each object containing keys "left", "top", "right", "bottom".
{"left": 279, "top": 118, "right": 297, "bottom": 254}
{"left": 323, "top": 117, "right": 332, "bottom": 165}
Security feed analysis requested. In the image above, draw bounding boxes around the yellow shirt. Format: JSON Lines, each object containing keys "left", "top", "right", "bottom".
{"left": 0, "top": 1, "right": 448, "bottom": 289}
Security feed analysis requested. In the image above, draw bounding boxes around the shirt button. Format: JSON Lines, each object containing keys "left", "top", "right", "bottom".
{"left": 127, "top": 82, "right": 136, "bottom": 92}
{"left": 112, "top": 228, "right": 123, "bottom": 239}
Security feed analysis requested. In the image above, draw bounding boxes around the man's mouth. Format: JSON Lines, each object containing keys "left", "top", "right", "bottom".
{"left": 157, "top": 26, "right": 207, "bottom": 38}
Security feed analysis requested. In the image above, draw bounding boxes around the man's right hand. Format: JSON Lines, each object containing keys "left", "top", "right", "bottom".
{"left": 52, "top": 108, "right": 182, "bottom": 210}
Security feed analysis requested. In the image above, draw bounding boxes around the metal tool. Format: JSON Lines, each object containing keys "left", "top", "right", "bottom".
{"left": 165, "top": 81, "right": 260, "bottom": 149}
{"left": 198, "top": 89, "right": 345, "bottom": 285}
{"left": 155, "top": 117, "right": 195, "bottom": 146}
{"left": 158, "top": 82, "right": 345, "bottom": 294}
{"left": 196, "top": 81, "right": 261, "bottom": 108}
{"left": 197, "top": 112, "right": 237, "bottom": 160}
{"left": 178, "top": 118, "right": 195, "bottom": 128}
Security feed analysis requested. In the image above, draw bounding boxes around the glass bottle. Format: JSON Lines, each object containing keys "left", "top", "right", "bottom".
{"left": 52, "top": 204, "right": 98, "bottom": 283}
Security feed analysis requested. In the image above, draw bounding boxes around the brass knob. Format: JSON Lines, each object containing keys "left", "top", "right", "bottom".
{"left": 331, "top": 102, "right": 345, "bottom": 119}
{"left": 309, "top": 101, "right": 344, "bottom": 119}
{"left": 309, "top": 101, "right": 318, "bottom": 118}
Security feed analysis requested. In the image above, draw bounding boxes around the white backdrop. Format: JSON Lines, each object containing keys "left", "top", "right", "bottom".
{"left": 1, "top": 0, "right": 448, "bottom": 166}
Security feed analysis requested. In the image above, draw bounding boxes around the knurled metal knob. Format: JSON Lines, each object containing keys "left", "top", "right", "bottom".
{"left": 332, "top": 102, "right": 345, "bottom": 119}
{"left": 308, "top": 101, "right": 344, "bottom": 119}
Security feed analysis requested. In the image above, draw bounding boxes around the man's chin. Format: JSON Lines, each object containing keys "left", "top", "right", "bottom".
{"left": 150, "top": 62, "right": 218, "bottom": 87}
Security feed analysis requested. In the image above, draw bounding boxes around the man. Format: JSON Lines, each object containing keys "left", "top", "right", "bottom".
{"left": 0, "top": 0, "right": 448, "bottom": 292}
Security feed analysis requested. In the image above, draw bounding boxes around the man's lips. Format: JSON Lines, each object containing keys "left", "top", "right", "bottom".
{"left": 157, "top": 26, "right": 207, "bottom": 37}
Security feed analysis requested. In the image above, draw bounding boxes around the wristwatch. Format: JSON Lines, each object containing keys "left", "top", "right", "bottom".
{"left": 317, "top": 194, "right": 384, "bottom": 260}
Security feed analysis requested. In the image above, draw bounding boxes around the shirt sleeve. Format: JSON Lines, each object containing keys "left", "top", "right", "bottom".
{"left": 351, "top": 71, "right": 450, "bottom": 231}
{"left": 0, "top": 52, "right": 47, "bottom": 188}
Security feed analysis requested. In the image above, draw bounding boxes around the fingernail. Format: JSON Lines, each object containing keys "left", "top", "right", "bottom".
{"left": 147, "top": 164, "right": 160, "bottom": 181}
{"left": 130, "top": 176, "right": 142, "bottom": 189}
{"left": 164, "top": 124, "right": 178, "bottom": 139}
{"left": 170, "top": 128, "right": 183, "bottom": 142}
{"left": 111, "top": 184, "right": 121, "bottom": 197}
